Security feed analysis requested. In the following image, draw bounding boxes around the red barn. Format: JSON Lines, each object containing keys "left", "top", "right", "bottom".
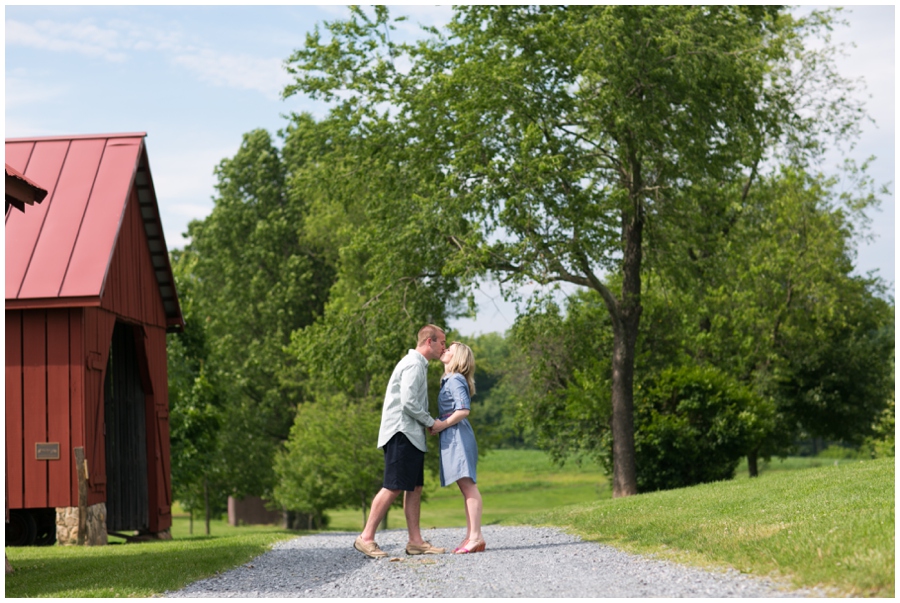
{"left": 5, "top": 133, "right": 184, "bottom": 545}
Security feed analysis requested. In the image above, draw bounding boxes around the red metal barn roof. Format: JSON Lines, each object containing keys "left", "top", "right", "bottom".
{"left": 5, "top": 133, "right": 184, "bottom": 332}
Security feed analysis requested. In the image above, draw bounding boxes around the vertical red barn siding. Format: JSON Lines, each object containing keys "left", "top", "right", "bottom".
{"left": 22, "top": 311, "right": 48, "bottom": 508}
{"left": 46, "top": 309, "right": 72, "bottom": 506}
{"left": 101, "top": 187, "right": 167, "bottom": 328}
{"left": 8, "top": 309, "right": 76, "bottom": 508}
{"left": 146, "top": 326, "right": 173, "bottom": 530}
{"left": 6, "top": 311, "right": 25, "bottom": 508}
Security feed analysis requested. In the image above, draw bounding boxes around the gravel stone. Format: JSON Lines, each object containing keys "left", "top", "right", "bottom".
{"left": 163, "top": 525, "right": 824, "bottom": 598}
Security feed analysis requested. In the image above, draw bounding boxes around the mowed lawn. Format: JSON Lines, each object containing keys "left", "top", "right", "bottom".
{"left": 523, "top": 456, "right": 895, "bottom": 597}
{"left": 5, "top": 517, "right": 300, "bottom": 598}
{"left": 325, "top": 449, "right": 845, "bottom": 532}
{"left": 5, "top": 450, "right": 892, "bottom": 597}
{"left": 325, "top": 448, "right": 611, "bottom": 531}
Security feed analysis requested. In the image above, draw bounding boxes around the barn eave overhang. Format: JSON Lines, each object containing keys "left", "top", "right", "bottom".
{"left": 131, "top": 141, "right": 185, "bottom": 333}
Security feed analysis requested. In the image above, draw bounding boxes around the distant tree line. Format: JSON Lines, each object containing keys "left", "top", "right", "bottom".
{"left": 166, "top": 5, "right": 894, "bottom": 526}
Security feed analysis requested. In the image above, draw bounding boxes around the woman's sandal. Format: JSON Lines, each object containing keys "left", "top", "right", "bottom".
{"left": 455, "top": 538, "right": 486, "bottom": 554}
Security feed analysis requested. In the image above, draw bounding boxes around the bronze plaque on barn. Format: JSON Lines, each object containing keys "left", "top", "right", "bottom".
{"left": 35, "top": 442, "right": 60, "bottom": 460}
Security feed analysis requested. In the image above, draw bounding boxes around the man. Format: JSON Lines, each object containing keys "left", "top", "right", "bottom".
{"left": 354, "top": 324, "right": 450, "bottom": 558}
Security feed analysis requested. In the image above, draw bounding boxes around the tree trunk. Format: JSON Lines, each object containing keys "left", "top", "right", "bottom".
{"left": 204, "top": 478, "right": 210, "bottom": 536}
{"left": 609, "top": 182, "right": 643, "bottom": 498}
{"left": 611, "top": 320, "right": 639, "bottom": 497}
{"left": 747, "top": 450, "right": 759, "bottom": 477}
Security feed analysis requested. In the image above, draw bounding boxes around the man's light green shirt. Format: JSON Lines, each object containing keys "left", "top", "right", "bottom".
{"left": 377, "top": 349, "right": 436, "bottom": 452}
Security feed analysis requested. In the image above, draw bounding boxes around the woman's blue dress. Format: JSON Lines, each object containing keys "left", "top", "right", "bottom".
{"left": 437, "top": 373, "right": 478, "bottom": 487}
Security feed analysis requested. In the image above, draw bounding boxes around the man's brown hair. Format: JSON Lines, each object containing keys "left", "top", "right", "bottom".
{"left": 417, "top": 324, "right": 445, "bottom": 346}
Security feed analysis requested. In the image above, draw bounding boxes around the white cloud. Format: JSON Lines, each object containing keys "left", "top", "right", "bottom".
{"left": 6, "top": 15, "right": 292, "bottom": 100}
{"left": 171, "top": 50, "right": 292, "bottom": 100}
{"left": 6, "top": 19, "right": 130, "bottom": 62}
{"left": 797, "top": 6, "right": 894, "bottom": 134}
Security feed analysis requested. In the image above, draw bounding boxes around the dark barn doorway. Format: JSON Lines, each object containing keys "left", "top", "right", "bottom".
{"left": 104, "top": 322, "right": 149, "bottom": 533}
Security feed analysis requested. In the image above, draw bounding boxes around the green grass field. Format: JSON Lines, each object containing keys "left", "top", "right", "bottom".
{"left": 5, "top": 450, "right": 893, "bottom": 597}
{"left": 523, "top": 457, "right": 894, "bottom": 597}
{"left": 325, "top": 449, "right": 848, "bottom": 531}
{"left": 5, "top": 515, "right": 301, "bottom": 598}
{"left": 326, "top": 448, "right": 610, "bottom": 531}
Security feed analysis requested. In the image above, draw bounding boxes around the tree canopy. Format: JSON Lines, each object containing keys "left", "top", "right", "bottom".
{"left": 503, "top": 164, "right": 892, "bottom": 487}
{"left": 282, "top": 5, "right": 873, "bottom": 496}
{"left": 180, "top": 128, "right": 336, "bottom": 500}
{"left": 165, "top": 6, "right": 892, "bottom": 518}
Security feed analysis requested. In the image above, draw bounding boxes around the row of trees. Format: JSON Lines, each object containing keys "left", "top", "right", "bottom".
{"left": 167, "top": 6, "right": 893, "bottom": 525}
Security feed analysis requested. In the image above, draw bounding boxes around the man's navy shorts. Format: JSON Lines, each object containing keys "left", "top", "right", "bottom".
{"left": 382, "top": 432, "right": 425, "bottom": 491}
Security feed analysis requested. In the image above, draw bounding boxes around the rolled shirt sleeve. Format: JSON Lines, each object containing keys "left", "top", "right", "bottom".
{"left": 447, "top": 374, "right": 471, "bottom": 411}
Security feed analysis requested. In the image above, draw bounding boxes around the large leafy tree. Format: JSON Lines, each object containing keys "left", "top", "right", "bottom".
{"left": 688, "top": 166, "right": 894, "bottom": 471}
{"left": 280, "top": 111, "right": 463, "bottom": 401}
{"left": 167, "top": 248, "right": 224, "bottom": 531}
{"left": 185, "top": 128, "right": 336, "bottom": 499}
{"left": 274, "top": 108, "right": 466, "bottom": 513}
{"left": 182, "top": 110, "right": 462, "bottom": 517}
{"left": 284, "top": 5, "right": 865, "bottom": 496}
{"left": 508, "top": 163, "right": 892, "bottom": 482}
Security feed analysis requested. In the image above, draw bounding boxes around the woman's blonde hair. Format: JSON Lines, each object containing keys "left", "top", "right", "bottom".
{"left": 445, "top": 341, "right": 476, "bottom": 396}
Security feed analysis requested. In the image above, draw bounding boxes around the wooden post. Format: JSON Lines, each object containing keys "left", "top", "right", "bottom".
{"left": 74, "top": 447, "right": 88, "bottom": 545}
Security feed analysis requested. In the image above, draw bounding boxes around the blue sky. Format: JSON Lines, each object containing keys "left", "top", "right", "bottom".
{"left": 5, "top": 4, "right": 894, "bottom": 336}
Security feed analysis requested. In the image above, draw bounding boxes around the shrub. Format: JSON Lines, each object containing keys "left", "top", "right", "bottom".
{"left": 860, "top": 394, "right": 895, "bottom": 458}
{"left": 817, "top": 444, "right": 868, "bottom": 460}
{"left": 273, "top": 394, "right": 383, "bottom": 527}
{"left": 633, "top": 365, "right": 775, "bottom": 492}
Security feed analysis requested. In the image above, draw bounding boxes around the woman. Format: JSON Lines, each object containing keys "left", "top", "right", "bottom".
{"left": 431, "top": 341, "right": 485, "bottom": 554}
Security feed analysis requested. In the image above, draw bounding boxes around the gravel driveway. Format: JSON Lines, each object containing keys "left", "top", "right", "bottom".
{"left": 164, "top": 525, "right": 823, "bottom": 598}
